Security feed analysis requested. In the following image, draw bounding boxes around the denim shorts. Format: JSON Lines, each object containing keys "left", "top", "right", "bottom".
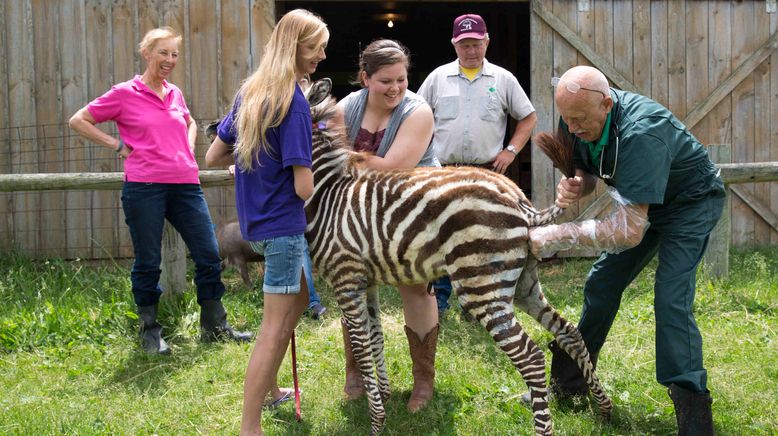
{"left": 249, "top": 234, "right": 306, "bottom": 294}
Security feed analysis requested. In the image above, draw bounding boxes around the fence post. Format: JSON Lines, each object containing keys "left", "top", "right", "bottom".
{"left": 160, "top": 221, "right": 187, "bottom": 295}
{"left": 704, "top": 144, "right": 731, "bottom": 279}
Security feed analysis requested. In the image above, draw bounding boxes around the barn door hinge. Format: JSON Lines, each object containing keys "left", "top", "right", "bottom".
{"left": 768, "top": 0, "right": 776, "bottom": 14}
{"left": 577, "top": 0, "right": 591, "bottom": 12}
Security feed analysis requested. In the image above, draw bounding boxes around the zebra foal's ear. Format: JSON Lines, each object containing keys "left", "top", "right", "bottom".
{"left": 306, "top": 78, "right": 332, "bottom": 107}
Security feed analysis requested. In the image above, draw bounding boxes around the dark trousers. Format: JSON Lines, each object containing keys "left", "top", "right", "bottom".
{"left": 121, "top": 182, "right": 225, "bottom": 307}
{"left": 577, "top": 194, "right": 724, "bottom": 393}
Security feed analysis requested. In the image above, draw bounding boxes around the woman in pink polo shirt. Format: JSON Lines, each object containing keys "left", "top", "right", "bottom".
{"left": 68, "top": 27, "right": 251, "bottom": 354}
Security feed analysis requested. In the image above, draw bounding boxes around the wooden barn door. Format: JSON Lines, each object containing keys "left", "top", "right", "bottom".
{"left": 530, "top": 0, "right": 778, "bottom": 253}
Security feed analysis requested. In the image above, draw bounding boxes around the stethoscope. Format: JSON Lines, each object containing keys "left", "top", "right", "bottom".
{"left": 579, "top": 95, "right": 621, "bottom": 180}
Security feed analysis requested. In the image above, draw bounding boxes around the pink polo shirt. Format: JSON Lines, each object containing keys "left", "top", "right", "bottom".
{"left": 87, "top": 75, "right": 200, "bottom": 184}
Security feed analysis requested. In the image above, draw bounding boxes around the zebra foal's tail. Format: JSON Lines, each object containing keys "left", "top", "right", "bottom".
{"left": 520, "top": 130, "right": 576, "bottom": 227}
{"left": 533, "top": 130, "right": 576, "bottom": 178}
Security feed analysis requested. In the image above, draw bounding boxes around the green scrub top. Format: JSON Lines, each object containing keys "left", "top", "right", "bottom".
{"left": 559, "top": 89, "right": 725, "bottom": 224}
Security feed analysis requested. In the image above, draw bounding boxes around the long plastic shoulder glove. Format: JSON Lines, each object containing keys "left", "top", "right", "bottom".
{"left": 529, "top": 187, "right": 650, "bottom": 259}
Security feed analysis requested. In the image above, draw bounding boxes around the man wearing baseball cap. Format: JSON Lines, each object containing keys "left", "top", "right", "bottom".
{"left": 418, "top": 13, "right": 537, "bottom": 316}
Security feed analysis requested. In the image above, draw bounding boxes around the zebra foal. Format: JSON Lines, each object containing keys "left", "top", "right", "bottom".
{"left": 303, "top": 79, "right": 611, "bottom": 435}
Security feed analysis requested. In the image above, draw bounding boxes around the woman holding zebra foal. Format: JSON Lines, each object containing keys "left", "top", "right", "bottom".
{"left": 330, "top": 39, "right": 441, "bottom": 412}
{"left": 204, "top": 9, "right": 328, "bottom": 436}
{"left": 529, "top": 66, "right": 724, "bottom": 435}
{"left": 68, "top": 27, "right": 251, "bottom": 355}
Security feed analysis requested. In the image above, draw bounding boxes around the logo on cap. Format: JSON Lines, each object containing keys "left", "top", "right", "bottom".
{"left": 452, "top": 14, "right": 487, "bottom": 43}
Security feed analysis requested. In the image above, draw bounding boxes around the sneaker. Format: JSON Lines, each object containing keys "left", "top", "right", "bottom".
{"left": 308, "top": 302, "right": 327, "bottom": 320}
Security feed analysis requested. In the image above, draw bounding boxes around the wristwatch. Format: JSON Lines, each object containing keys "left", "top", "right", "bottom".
{"left": 506, "top": 144, "right": 518, "bottom": 155}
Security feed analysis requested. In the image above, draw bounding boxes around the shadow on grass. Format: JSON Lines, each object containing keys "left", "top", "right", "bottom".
{"left": 106, "top": 341, "right": 219, "bottom": 394}
{"left": 334, "top": 389, "right": 461, "bottom": 436}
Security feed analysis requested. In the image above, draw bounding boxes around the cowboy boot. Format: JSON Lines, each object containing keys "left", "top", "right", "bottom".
{"left": 669, "top": 384, "right": 715, "bottom": 436}
{"left": 342, "top": 317, "right": 366, "bottom": 400}
{"left": 137, "top": 304, "right": 170, "bottom": 355}
{"left": 406, "top": 324, "right": 439, "bottom": 412}
{"left": 199, "top": 299, "right": 253, "bottom": 343}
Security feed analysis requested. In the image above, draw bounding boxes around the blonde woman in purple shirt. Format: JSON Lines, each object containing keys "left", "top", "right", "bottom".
{"left": 69, "top": 27, "right": 251, "bottom": 355}
{"left": 205, "top": 9, "right": 328, "bottom": 435}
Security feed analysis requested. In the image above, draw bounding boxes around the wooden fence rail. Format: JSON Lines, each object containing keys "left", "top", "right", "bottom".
{"left": 1, "top": 162, "right": 777, "bottom": 290}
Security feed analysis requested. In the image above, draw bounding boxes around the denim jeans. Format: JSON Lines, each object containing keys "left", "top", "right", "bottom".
{"left": 248, "top": 234, "right": 307, "bottom": 294}
{"left": 432, "top": 276, "right": 453, "bottom": 312}
{"left": 121, "top": 182, "right": 225, "bottom": 306}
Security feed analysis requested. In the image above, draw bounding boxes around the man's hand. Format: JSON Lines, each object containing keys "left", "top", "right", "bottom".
{"left": 492, "top": 149, "right": 516, "bottom": 174}
{"left": 228, "top": 164, "right": 236, "bottom": 177}
{"left": 555, "top": 176, "right": 584, "bottom": 208}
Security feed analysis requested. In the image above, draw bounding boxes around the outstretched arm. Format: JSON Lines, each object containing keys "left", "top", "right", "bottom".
{"left": 529, "top": 189, "right": 650, "bottom": 258}
{"left": 362, "top": 104, "right": 434, "bottom": 170}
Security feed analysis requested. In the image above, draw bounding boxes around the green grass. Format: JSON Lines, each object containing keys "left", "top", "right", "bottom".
{"left": 1, "top": 249, "right": 776, "bottom": 435}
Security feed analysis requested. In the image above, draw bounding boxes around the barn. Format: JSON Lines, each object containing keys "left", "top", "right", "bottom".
{"left": 0, "top": 0, "right": 776, "bottom": 260}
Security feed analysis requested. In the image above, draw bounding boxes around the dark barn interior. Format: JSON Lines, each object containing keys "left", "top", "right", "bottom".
{"left": 276, "top": 1, "right": 533, "bottom": 196}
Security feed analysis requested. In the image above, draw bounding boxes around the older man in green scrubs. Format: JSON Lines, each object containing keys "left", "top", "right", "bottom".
{"left": 528, "top": 66, "right": 724, "bottom": 435}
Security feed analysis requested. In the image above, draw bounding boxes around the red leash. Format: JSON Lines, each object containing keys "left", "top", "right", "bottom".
{"left": 291, "top": 329, "right": 301, "bottom": 421}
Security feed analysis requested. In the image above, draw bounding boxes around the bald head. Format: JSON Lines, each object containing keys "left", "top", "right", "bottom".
{"left": 559, "top": 66, "right": 609, "bottom": 95}
{"left": 554, "top": 66, "right": 613, "bottom": 143}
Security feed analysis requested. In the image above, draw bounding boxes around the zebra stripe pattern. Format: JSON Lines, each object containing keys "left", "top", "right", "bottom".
{"left": 303, "top": 79, "right": 612, "bottom": 436}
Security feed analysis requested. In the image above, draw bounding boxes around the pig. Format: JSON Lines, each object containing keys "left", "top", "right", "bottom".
{"left": 216, "top": 219, "right": 264, "bottom": 287}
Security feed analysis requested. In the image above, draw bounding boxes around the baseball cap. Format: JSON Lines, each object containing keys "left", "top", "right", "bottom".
{"left": 452, "top": 14, "right": 488, "bottom": 43}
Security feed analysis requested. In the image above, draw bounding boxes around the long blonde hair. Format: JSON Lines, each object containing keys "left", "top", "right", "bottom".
{"left": 234, "top": 9, "right": 328, "bottom": 171}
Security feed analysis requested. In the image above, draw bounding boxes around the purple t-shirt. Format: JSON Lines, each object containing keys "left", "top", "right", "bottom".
{"left": 217, "top": 84, "right": 312, "bottom": 241}
{"left": 87, "top": 76, "right": 199, "bottom": 184}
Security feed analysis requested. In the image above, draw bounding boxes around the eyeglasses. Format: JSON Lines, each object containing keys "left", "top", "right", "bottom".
{"left": 551, "top": 77, "right": 607, "bottom": 98}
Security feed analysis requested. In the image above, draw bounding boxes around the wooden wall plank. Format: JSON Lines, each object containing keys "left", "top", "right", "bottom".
{"left": 753, "top": 8, "right": 773, "bottom": 243}
{"left": 530, "top": 0, "right": 556, "bottom": 209}
{"left": 650, "top": 2, "right": 668, "bottom": 108}
{"left": 111, "top": 0, "right": 136, "bottom": 258}
{"left": 771, "top": 7, "right": 778, "bottom": 245}
{"left": 188, "top": 0, "right": 219, "bottom": 121}
{"left": 139, "top": 0, "right": 160, "bottom": 35}
{"left": 611, "top": 1, "right": 642, "bottom": 84}
{"left": 60, "top": 0, "right": 91, "bottom": 259}
{"left": 85, "top": 0, "right": 115, "bottom": 258}
{"left": 667, "top": 1, "right": 686, "bottom": 118}
{"left": 632, "top": 0, "right": 651, "bottom": 95}
{"left": 7, "top": 0, "right": 39, "bottom": 255}
{"left": 593, "top": 0, "right": 613, "bottom": 70}
{"left": 0, "top": 1, "right": 12, "bottom": 251}
{"left": 32, "top": 0, "right": 65, "bottom": 256}
{"left": 188, "top": 0, "right": 229, "bottom": 227}
{"left": 251, "top": 0, "right": 276, "bottom": 71}
{"left": 686, "top": 1, "right": 709, "bottom": 145}
{"left": 731, "top": 1, "right": 757, "bottom": 246}
{"left": 707, "top": 1, "right": 732, "bottom": 148}
{"left": 219, "top": 0, "right": 251, "bottom": 112}
{"left": 547, "top": 0, "right": 577, "bottom": 214}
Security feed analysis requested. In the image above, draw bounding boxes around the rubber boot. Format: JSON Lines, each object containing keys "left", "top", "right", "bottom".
{"left": 405, "top": 324, "right": 439, "bottom": 412}
{"left": 199, "top": 299, "right": 253, "bottom": 343}
{"left": 669, "top": 384, "right": 715, "bottom": 436}
{"left": 341, "top": 317, "right": 366, "bottom": 400}
{"left": 520, "top": 340, "right": 596, "bottom": 405}
{"left": 548, "top": 339, "right": 596, "bottom": 397}
{"left": 137, "top": 304, "right": 170, "bottom": 355}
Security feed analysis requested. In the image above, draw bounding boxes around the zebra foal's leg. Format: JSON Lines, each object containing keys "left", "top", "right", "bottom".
{"left": 458, "top": 286, "right": 553, "bottom": 436}
{"left": 365, "top": 285, "right": 390, "bottom": 401}
{"left": 338, "top": 288, "right": 386, "bottom": 435}
{"left": 514, "top": 259, "right": 613, "bottom": 419}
